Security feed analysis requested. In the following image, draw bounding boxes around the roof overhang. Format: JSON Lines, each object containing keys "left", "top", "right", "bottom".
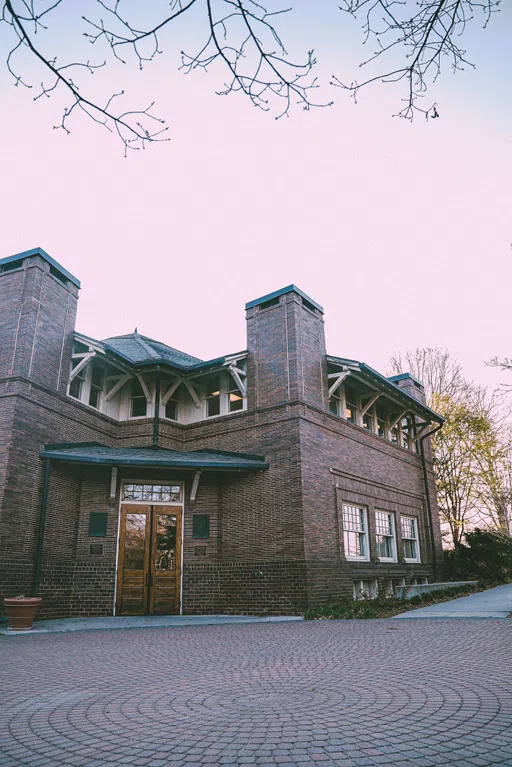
{"left": 40, "top": 443, "right": 269, "bottom": 471}
{"left": 327, "top": 355, "right": 445, "bottom": 424}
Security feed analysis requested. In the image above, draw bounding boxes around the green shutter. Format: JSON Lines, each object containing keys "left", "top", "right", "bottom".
{"left": 88, "top": 512, "right": 108, "bottom": 537}
{"left": 193, "top": 514, "right": 210, "bottom": 539}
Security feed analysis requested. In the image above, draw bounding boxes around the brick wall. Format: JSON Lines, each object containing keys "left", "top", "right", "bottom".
{"left": 0, "top": 260, "right": 444, "bottom": 618}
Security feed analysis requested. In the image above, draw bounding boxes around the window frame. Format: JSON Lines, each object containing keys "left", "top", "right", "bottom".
{"left": 342, "top": 503, "right": 370, "bottom": 562}
{"left": 88, "top": 362, "right": 105, "bottom": 410}
{"left": 130, "top": 378, "right": 148, "bottom": 419}
{"left": 401, "top": 515, "right": 421, "bottom": 563}
{"left": 163, "top": 397, "right": 179, "bottom": 422}
{"left": 375, "top": 510, "right": 397, "bottom": 563}
{"left": 227, "top": 373, "right": 244, "bottom": 413}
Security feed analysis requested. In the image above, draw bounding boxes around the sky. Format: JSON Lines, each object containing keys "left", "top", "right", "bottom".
{"left": 0, "top": 1, "right": 510, "bottom": 389}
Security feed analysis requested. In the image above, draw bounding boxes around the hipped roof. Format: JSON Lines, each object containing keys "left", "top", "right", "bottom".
{"left": 41, "top": 443, "right": 269, "bottom": 470}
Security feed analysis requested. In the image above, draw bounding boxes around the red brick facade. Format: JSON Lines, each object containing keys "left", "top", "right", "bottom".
{"left": 0, "top": 251, "right": 443, "bottom": 617}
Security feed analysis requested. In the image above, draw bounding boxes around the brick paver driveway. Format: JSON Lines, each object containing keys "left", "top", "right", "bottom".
{"left": 1, "top": 619, "right": 512, "bottom": 767}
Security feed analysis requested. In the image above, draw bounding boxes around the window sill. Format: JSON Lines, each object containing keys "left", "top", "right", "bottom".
{"left": 404, "top": 558, "right": 421, "bottom": 564}
{"left": 346, "top": 557, "right": 371, "bottom": 562}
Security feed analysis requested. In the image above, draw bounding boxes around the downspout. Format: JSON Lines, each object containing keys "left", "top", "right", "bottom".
{"left": 419, "top": 422, "right": 443, "bottom": 581}
{"left": 153, "top": 365, "right": 161, "bottom": 447}
{"left": 33, "top": 458, "right": 51, "bottom": 596}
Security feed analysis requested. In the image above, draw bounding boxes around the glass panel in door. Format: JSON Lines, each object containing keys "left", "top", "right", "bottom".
{"left": 151, "top": 511, "right": 180, "bottom": 615}
{"left": 116, "top": 506, "right": 149, "bottom": 615}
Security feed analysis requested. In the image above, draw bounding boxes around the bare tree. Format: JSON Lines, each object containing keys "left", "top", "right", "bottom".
{"left": 389, "top": 347, "right": 467, "bottom": 405}
{"left": 390, "top": 348, "right": 512, "bottom": 545}
{"left": 1, "top": 0, "right": 500, "bottom": 150}
{"left": 333, "top": 0, "right": 501, "bottom": 120}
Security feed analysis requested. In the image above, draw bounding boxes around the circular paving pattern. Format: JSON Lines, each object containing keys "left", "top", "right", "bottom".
{"left": 1, "top": 619, "right": 512, "bottom": 766}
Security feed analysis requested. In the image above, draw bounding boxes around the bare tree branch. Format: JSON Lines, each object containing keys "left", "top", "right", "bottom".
{"left": 333, "top": 0, "right": 501, "bottom": 120}
{"left": 1, "top": 0, "right": 329, "bottom": 150}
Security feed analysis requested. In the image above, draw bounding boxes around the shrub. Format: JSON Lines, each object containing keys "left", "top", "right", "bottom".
{"left": 445, "top": 529, "right": 512, "bottom": 585}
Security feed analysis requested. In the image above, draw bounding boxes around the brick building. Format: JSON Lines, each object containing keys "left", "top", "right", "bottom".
{"left": 0, "top": 248, "right": 444, "bottom": 618}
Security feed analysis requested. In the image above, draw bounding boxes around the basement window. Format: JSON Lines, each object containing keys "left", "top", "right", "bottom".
{"left": 353, "top": 580, "right": 378, "bottom": 600}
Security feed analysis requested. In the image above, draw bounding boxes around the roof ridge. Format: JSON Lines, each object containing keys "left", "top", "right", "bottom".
{"left": 134, "top": 332, "right": 160, "bottom": 359}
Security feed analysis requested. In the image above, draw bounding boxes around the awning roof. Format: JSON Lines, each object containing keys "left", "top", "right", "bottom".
{"left": 41, "top": 443, "right": 269, "bottom": 471}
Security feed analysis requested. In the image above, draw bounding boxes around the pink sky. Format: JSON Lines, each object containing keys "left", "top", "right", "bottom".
{"left": 0, "top": 2, "right": 510, "bottom": 390}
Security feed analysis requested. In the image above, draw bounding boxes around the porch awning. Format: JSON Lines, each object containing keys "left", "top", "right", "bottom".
{"left": 40, "top": 442, "right": 269, "bottom": 471}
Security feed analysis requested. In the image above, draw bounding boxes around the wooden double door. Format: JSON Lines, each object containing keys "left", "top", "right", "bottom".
{"left": 116, "top": 504, "right": 182, "bottom": 615}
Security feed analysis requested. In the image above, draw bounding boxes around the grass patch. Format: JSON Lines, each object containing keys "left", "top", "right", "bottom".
{"left": 304, "top": 583, "right": 483, "bottom": 620}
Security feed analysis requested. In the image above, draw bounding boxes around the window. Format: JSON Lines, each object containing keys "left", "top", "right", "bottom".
{"left": 130, "top": 378, "right": 147, "bottom": 417}
{"left": 401, "top": 516, "right": 420, "bottom": 562}
{"left": 205, "top": 375, "right": 221, "bottom": 418}
{"left": 384, "top": 578, "right": 405, "bottom": 598}
{"left": 410, "top": 577, "right": 428, "bottom": 586}
{"left": 88, "top": 363, "right": 104, "bottom": 409}
{"left": 342, "top": 504, "right": 369, "bottom": 560}
{"left": 376, "top": 405, "right": 387, "bottom": 438}
{"left": 123, "top": 484, "right": 182, "bottom": 502}
{"left": 345, "top": 386, "right": 358, "bottom": 424}
{"left": 329, "top": 393, "right": 340, "bottom": 415}
{"left": 362, "top": 403, "right": 375, "bottom": 432}
{"left": 353, "top": 579, "right": 378, "bottom": 600}
{"left": 401, "top": 416, "right": 416, "bottom": 451}
{"left": 228, "top": 375, "right": 244, "bottom": 413}
{"left": 69, "top": 359, "right": 86, "bottom": 400}
{"left": 165, "top": 398, "right": 178, "bottom": 421}
{"left": 375, "top": 511, "right": 397, "bottom": 561}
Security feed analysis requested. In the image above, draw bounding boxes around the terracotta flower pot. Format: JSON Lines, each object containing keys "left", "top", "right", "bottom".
{"left": 4, "top": 597, "right": 42, "bottom": 631}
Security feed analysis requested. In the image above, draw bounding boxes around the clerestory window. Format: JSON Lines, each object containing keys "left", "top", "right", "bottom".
{"left": 228, "top": 374, "right": 244, "bottom": 412}
{"left": 130, "top": 379, "right": 147, "bottom": 418}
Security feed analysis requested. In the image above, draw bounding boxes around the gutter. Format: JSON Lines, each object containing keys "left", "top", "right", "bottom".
{"left": 418, "top": 422, "right": 444, "bottom": 581}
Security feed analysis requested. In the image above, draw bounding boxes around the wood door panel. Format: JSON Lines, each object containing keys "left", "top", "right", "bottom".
{"left": 116, "top": 503, "right": 181, "bottom": 616}
{"left": 116, "top": 506, "right": 150, "bottom": 616}
{"left": 150, "top": 508, "right": 181, "bottom": 615}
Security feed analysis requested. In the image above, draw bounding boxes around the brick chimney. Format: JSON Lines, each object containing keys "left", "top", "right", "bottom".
{"left": 0, "top": 248, "right": 80, "bottom": 394}
{"left": 245, "top": 285, "right": 328, "bottom": 410}
{"left": 388, "top": 373, "right": 426, "bottom": 404}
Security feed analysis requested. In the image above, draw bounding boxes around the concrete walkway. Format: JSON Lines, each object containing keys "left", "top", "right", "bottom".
{"left": 395, "top": 581, "right": 512, "bottom": 619}
{"left": 0, "top": 613, "right": 303, "bottom": 636}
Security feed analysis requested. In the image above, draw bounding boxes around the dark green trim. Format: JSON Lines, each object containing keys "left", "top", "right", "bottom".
{"left": 33, "top": 459, "right": 51, "bottom": 596}
{"left": 245, "top": 284, "right": 323, "bottom": 313}
{"left": 153, "top": 366, "right": 161, "bottom": 447}
{"left": 0, "top": 248, "right": 80, "bottom": 288}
